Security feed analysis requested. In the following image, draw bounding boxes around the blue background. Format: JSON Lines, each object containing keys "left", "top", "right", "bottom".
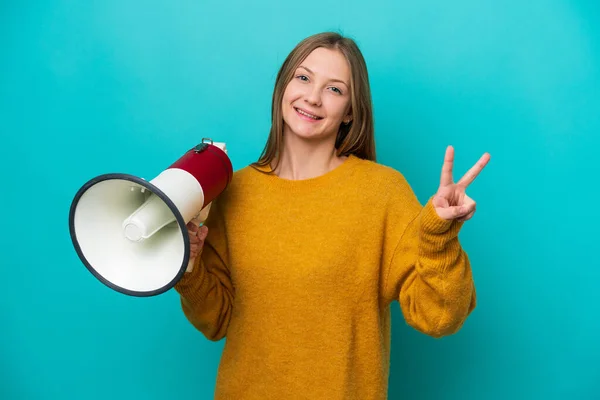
{"left": 2, "top": 1, "right": 599, "bottom": 399}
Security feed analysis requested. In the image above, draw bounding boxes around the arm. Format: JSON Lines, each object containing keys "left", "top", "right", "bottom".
{"left": 382, "top": 198, "right": 476, "bottom": 338}
{"left": 382, "top": 146, "right": 488, "bottom": 338}
{"left": 174, "top": 197, "right": 234, "bottom": 341}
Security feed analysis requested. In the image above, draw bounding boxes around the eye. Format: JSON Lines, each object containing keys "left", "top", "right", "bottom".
{"left": 296, "top": 75, "right": 309, "bottom": 82}
{"left": 329, "top": 86, "right": 343, "bottom": 95}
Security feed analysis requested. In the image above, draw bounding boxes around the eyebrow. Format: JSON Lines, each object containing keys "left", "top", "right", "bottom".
{"left": 298, "top": 65, "right": 349, "bottom": 88}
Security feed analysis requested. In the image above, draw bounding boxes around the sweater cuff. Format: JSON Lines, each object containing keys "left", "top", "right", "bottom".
{"left": 420, "top": 197, "right": 464, "bottom": 235}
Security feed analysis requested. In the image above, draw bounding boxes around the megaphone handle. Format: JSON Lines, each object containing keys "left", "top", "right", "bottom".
{"left": 186, "top": 257, "right": 197, "bottom": 273}
{"left": 186, "top": 218, "right": 202, "bottom": 273}
{"left": 186, "top": 203, "right": 212, "bottom": 273}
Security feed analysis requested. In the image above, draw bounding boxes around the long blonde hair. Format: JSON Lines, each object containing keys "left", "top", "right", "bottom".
{"left": 252, "top": 32, "right": 376, "bottom": 172}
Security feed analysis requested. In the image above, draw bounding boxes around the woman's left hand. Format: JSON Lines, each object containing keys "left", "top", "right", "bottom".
{"left": 432, "top": 145, "right": 491, "bottom": 222}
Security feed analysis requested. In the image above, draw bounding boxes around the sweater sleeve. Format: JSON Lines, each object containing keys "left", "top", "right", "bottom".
{"left": 174, "top": 197, "right": 234, "bottom": 341}
{"left": 381, "top": 176, "right": 477, "bottom": 338}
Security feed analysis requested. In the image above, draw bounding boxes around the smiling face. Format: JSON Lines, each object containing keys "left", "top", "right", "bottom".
{"left": 281, "top": 47, "right": 353, "bottom": 143}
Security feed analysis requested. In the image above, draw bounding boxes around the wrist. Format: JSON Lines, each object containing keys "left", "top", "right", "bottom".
{"left": 422, "top": 197, "right": 462, "bottom": 234}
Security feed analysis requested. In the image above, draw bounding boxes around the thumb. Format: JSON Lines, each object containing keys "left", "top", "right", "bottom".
{"left": 432, "top": 195, "right": 449, "bottom": 209}
{"left": 435, "top": 205, "right": 468, "bottom": 220}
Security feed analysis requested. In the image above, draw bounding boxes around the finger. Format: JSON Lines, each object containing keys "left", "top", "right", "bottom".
{"left": 457, "top": 205, "right": 476, "bottom": 221}
{"left": 439, "top": 145, "right": 455, "bottom": 187}
{"left": 198, "top": 225, "right": 209, "bottom": 240}
{"left": 435, "top": 204, "right": 472, "bottom": 221}
{"left": 432, "top": 194, "right": 449, "bottom": 209}
{"left": 458, "top": 210, "right": 476, "bottom": 222}
{"left": 458, "top": 152, "right": 490, "bottom": 188}
{"left": 456, "top": 199, "right": 476, "bottom": 221}
{"left": 187, "top": 220, "right": 200, "bottom": 233}
{"left": 188, "top": 232, "right": 200, "bottom": 244}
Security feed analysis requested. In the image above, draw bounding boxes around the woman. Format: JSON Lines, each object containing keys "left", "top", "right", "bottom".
{"left": 175, "top": 31, "right": 490, "bottom": 400}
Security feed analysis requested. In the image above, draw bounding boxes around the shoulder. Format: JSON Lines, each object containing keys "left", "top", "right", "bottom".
{"left": 229, "top": 164, "right": 267, "bottom": 187}
{"left": 215, "top": 164, "right": 265, "bottom": 201}
{"left": 351, "top": 156, "right": 414, "bottom": 191}
{"left": 346, "top": 156, "right": 423, "bottom": 213}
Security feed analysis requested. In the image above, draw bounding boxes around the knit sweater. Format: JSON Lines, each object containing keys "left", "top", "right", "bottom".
{"left": 174, "top": 154, "right": 476, "bottom": 400}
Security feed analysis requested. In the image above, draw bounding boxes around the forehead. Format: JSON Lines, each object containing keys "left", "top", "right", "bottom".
{"left": 298, "top": 47, "right": 350, "bottom": 82}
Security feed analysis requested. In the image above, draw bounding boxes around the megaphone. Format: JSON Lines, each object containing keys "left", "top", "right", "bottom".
{"left": 68, "top": 138, "right": 232, "bottom": 297}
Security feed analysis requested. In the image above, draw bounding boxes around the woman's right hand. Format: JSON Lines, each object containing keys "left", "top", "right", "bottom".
{"left": 186, "top": 219, "right": 209, "bottom": 272}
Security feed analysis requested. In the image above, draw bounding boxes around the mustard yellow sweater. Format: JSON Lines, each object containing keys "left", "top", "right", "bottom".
{"left": 174, "top": 154, "right": 476, "bottom": 400}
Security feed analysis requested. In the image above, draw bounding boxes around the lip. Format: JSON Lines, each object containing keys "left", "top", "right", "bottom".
{"left": 294, "top": 107, "right": 323, "bottom": 122}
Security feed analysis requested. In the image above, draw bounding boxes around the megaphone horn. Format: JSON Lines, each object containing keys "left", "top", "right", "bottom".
{"left": 69, "top": 139, "right": 232, "bottom": 297}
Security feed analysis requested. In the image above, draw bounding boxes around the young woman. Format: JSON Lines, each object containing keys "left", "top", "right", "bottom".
{"left": 175, "top": 31, "right": 490, "bottom": 400}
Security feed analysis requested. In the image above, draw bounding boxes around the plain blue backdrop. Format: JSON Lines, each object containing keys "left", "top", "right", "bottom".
{"left": 1, "top": 0, "right": 599, "bottom": 399}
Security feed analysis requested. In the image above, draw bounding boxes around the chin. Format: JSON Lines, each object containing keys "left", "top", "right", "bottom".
{"left": 287, "top": 128, "right": 317, "bottom": 140}
{"left": 286, "top": 125, "right": 336, "bottom": 144}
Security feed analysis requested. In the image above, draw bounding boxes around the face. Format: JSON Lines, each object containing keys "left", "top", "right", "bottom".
{"left": 281, "top": 47, "right": 352, "bottom": 142}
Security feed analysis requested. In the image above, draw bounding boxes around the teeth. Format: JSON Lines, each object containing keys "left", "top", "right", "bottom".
{"left": 296, "top": 108, "right": 319, "bottom": 119}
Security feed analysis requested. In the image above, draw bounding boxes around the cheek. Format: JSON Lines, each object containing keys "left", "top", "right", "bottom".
{"left": 282, "top": 81, "right": 302, "bottom": 102}
{"left": 281, "top": 88, "right": 298, "bottom": 122}
{"left": 326, "top": 97, "right": 350, "bottom": 119}
{"left": 281, "top": 87, "right": 292, "bottom": 104}
{"left": 281, "top": 89, "right": 292, "bottom": 113}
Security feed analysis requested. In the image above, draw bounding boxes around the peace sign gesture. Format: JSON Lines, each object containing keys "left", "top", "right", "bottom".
{"left": 432, "top": 146, "right": 491, "bottom": 222}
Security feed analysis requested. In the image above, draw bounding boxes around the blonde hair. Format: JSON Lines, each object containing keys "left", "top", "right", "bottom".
{"left": 252, "top": 32, "right": 376, "bottom": 172}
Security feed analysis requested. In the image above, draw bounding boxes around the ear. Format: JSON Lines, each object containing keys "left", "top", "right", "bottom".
{"left": 343, "top": 108, "right": 353, "bottom": 125}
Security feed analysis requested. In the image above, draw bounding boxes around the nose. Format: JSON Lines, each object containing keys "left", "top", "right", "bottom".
{"left": 304, "top": 86, "right": 322, "bottom": 107}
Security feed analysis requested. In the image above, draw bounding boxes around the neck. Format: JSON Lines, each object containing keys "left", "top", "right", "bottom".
{"left": 272, "top": 130, "right": 347, "bottom": 180}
